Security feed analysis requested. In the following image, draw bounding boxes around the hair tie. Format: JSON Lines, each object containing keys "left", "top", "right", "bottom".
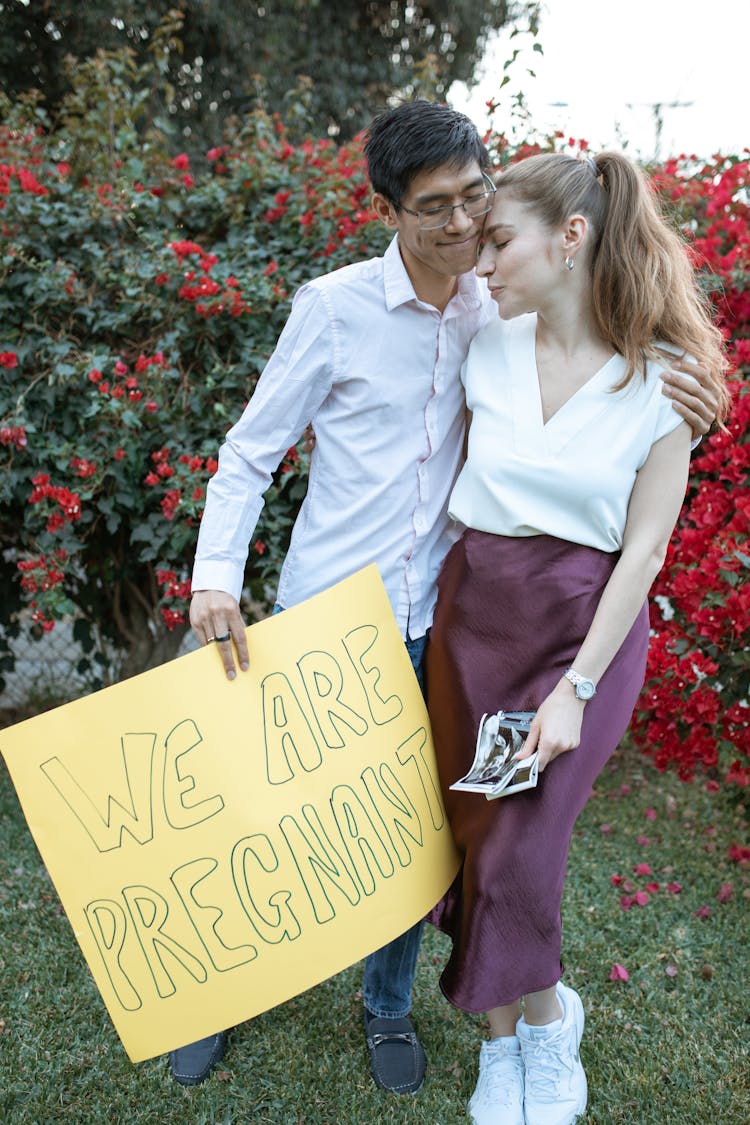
{"left": 577, "top": 153, "right": 598, "bottom": 176}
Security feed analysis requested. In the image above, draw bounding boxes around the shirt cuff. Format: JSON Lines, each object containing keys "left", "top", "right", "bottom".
{"left": 190, "top": 560, "right": 245, "bottom": 604}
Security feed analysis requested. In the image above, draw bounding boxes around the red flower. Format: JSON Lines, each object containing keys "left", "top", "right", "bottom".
{"left": 70, "top": 456, "right": 96, "bottom": 479}
{"left": 161, "top": 607, "right": 185, "bottom": 630}
{"left": 0, "top": 351, "right": 18, "bottom": 368}
{"left": 171, "top": 153, "right": 190, "bottom": 170}
{"left": 160, "top": 489, "right": 182, "bottom": 520}
{"left": 0, "top": 425, "right": 27, "bottom": 450}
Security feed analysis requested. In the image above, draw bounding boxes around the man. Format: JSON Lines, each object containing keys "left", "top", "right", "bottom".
{"left": 173, "top": 101, "right": 717, "bottom": 1093}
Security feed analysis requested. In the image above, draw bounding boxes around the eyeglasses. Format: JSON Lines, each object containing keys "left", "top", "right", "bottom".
{"left": 399, "top": 174, "right": 496, "bottom": 231}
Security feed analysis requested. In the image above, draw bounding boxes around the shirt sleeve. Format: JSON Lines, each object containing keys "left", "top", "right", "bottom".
{"left": 191, "top": 284, "right": 336, "bottom": 601}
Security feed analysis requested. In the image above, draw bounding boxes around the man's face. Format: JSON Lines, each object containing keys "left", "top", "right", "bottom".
{"left": 374, "top": 161, "right": 489, "bottom": 287}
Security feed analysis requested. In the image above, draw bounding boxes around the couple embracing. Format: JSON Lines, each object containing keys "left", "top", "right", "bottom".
{"left": 174, "top": 101, "right": 727, "bottom": 1124}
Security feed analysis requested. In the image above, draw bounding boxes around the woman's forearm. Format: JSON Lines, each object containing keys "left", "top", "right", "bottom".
{"left": 566, "top": 544, "right": 666, "bottom": 684}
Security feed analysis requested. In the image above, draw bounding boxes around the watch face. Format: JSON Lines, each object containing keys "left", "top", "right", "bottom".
{"left": 576, "top": 679, "right": 596, "bottom": 700}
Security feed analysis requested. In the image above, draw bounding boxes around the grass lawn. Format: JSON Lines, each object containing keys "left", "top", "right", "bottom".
{"left": 1, "top": 745, "right": 748, "bottom": 1125}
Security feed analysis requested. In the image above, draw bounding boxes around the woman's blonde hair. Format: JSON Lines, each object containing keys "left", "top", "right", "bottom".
{"left": 496, "top": 151, "right": 730, "bottom": 421}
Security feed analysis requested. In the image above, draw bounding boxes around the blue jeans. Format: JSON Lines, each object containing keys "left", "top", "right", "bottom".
{"left": 362, "top": 631, "right": 428, "bottom": 1019}
{"left": 274, "top": 606, "right": 427, "bottom": 1018}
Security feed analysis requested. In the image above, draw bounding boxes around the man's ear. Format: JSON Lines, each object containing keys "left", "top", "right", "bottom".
{"left": 371, "top": 192, "right": 398, "bottom": 229}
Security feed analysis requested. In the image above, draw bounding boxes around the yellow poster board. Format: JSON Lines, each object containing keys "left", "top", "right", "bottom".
{"left": 0, "top": 566, "right": 459, "bottom": 1062}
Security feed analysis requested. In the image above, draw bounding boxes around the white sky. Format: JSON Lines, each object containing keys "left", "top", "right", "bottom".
{"left": 449, "top": 0, "right": 748, "bottom": 161}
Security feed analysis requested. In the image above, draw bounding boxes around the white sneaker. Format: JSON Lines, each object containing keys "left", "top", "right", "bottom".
{"left": 468, "top": 1036, "right": 525, "bottom": 1125}
{"left": 517, "top": 982, "right": 588, "bottom": 1125}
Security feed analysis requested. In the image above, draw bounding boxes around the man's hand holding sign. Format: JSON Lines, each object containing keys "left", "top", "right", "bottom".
{"left": 0, "top": 567, "right": 459, "bottom": 1063}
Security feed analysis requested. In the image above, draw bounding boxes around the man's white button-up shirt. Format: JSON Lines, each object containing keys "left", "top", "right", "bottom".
{"left": 192, "top": 235, "right": 493, "bottom": 639}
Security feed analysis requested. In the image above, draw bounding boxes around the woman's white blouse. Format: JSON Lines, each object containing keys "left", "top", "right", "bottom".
{"left": 448, "top": 312, "right": 685, "bottom": 552}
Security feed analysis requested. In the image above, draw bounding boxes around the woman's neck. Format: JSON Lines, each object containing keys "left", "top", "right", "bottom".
{"left": 535, "top": 297, "right": 609, "bottom": 362}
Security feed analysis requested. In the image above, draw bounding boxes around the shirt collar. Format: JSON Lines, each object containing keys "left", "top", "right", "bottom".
{"left": 382, "top": 234, "right": 485, "bottom": 314}
{"left": 383, "top": 235, "right": 418, "bottom": 310}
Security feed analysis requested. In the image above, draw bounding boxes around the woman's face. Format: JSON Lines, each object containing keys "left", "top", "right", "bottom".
{"left": 476, "top": 193, "right": 563, "bottom": 320}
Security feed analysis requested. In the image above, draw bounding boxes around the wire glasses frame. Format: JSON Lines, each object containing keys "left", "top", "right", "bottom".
{"left": 399, "top": 173, "right": 497, "bottom": 230}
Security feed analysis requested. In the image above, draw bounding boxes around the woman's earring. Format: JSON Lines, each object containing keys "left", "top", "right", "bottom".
{"left": 564, "top": 255, "right": 575, "bottom": 271}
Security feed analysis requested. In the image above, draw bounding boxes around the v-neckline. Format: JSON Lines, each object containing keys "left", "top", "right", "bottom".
{"left": 510, "top": 315, "right": 626, "bottom": 455}
{"left": 534, "top": 345, "right": 619, "bottom": 429}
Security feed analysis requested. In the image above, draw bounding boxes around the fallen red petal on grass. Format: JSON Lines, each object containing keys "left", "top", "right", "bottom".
{"left": 644, "top": 807, "right": 658, "bottom": 821}
{"left": 665, "top": 964, "right": 679, "bottom": 978}
{"left": 633, "top": 863, "right": 653, "bottom": 876}
{"left": 717, "top": 883, "right": 734, "bottom": 903}
{"left": 695, "top": 905, "right": 712, "bottom": 919}
{"left": 610, "top": 963, "right": 629, "bottom": 982}
{"left": 666, "top": 882, "right": 683, "bottom": 894}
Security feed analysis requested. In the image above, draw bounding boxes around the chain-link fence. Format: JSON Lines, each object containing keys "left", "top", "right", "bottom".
{"left": 0, "top": 614, "right": 200, "bottom": 727}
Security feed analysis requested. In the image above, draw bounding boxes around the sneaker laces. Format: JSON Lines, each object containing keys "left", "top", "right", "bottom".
{"left": 522, "top": 1033, "right": 574, "bottom": 1099}
{"left": 477, "top": 1046, "right": 523, "bottom": 1107}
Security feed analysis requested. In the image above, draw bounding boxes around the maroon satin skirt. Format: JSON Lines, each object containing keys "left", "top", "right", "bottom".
{"left": 426, "top": 530, "right": 649, "bottom": 1012}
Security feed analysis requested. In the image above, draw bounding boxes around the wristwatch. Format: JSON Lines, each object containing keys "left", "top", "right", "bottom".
{"left": 564, "top": 668, "right": 597, "bottom": 701}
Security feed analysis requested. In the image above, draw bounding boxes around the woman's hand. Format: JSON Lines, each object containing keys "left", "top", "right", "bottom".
{"left": 515, "top": 678, "right": 586, "bottom": 772}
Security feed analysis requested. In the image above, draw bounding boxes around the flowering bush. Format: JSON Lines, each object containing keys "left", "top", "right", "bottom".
{"left": 631, "top": 154, "right": 749, "bottom": 787}
{"left": 0, "top": 62, "right": 386, "bottom": 685}
{"left": 1, "top": 57, "right": 747, "bottom": 787}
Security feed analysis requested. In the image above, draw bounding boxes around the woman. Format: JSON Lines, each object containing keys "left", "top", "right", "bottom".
{"left": 425, "top": 151, "right": 729, "bottom": 1125}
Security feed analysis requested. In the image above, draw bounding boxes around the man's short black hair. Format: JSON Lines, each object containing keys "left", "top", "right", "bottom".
{"left": 364, "top": 100, "right": 491, "bottom": 208}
